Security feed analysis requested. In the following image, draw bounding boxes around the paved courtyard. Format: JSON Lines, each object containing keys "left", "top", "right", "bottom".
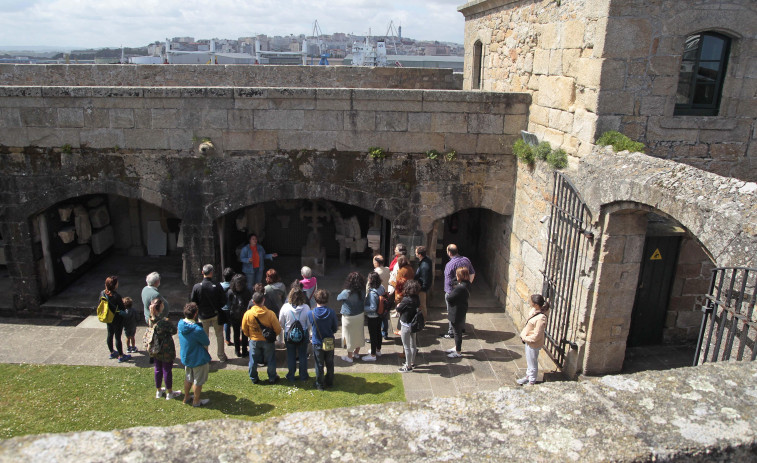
{"left": 0, "top": 275, "right": 544, "bottom": 400}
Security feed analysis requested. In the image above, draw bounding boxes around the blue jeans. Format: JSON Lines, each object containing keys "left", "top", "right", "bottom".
{"left": 312, "top": 344, "right": 334, "bottom": 389}
{"left": 381, "top": 316, "right": 389, "bottom": 337}
{"left": 285, "top": 340, "right": 310, "bottom": 381}
{"left": 249, "top": 340, "right": 276, "bottom": 382}
{"left": 245, "top": 268, "right": 264, "bottom": 292}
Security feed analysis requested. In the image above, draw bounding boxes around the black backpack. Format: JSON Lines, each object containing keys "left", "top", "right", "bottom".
{"left": 286, "top": 315, "right": 306, "bottom": 345}
{"left": 228, "top": 293, "right": 245, "bottom": 319}
{"left": 410, "top": 310, "right": 425, "bottom": 333}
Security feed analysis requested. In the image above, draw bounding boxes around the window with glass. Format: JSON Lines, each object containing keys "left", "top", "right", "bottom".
{"left": 674, "top": 32, "right": 731, "bottom": 116}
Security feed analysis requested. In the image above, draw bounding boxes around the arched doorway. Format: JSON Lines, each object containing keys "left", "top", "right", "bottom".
{"left": 216, "top": 199, "right": 391, "bottom": 292}
{"left": 623, "top": 212, "right": 715, "bottom": 372}
{"left": 30, "top": 194, "right": 183, "bottom": 315}
{"left": 584, "top": 204, "right": 714, "bottom": 375}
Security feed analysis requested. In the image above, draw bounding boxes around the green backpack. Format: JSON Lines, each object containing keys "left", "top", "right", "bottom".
{"left": 97, "top": 296, "right": 114, "bottom": 323}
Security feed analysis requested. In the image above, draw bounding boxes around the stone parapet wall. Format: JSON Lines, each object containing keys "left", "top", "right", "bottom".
{"left": 2, "top": 361, "right": 756, "bottom": 462}
{"left": 0, "top": 64, "right": 462, "bottom": 90}
{"left": 0, "top": 86, "right": 528, "bottom": 156}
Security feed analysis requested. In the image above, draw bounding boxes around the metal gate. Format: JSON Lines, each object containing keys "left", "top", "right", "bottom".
{"left": 694, "top": 267, "right": 757, "bottom": 365}
{"left": 541, "top": 172, "right": 592, "bottom": 367}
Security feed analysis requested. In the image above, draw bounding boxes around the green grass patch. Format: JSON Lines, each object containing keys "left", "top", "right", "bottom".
{"left": 0, "top": 364, "right": 404, "bottom": 438}
{"left": 596, "top": 130, "right": 645, "bottom": 153}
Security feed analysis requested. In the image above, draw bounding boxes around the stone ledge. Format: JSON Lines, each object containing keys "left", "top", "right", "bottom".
{"left": 1, "top": 361, "right": 755, "bottom": 462}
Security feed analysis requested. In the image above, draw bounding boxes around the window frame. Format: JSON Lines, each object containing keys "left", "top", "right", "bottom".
{"left": 472, "top": 40, "right": 483, "bottom": 90}
{"left": 674, "top": 31, "right": 731, "bottom": 117}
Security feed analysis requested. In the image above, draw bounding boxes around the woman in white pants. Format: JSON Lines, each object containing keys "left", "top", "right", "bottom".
{"left": 517, "top": 294, "right": 550, "bottom": 385}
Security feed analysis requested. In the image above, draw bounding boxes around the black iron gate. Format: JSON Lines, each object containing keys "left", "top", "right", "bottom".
{"left": 694, "top": 267, "right": 757, "bottom": 365}
{"left": 541, "top": 172, "right": 592, "bottom": 368}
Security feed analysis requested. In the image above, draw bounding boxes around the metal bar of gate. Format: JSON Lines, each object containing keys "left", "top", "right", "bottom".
{"left": 694, "top": 269, "right": 718, "bottom": 366}
{"left": 724, "top": 269, "right": 748, "bottom": 360}
{"left": 702, "top": 269, "right": 725, "bottom": 363}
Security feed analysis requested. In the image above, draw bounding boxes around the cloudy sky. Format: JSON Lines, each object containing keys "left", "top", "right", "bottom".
{"left": 0, "top": 0, "right": 467, "bottom": 50}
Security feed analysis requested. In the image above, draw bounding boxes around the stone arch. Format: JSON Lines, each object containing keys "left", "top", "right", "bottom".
{"left": 564, "top": 152, "right": 752, "bottom": 269}
{"left": 582, "top": 199, "right": 716, "bottom": 375}
{"left": 10, "top": 180, "right": 180, "bottom": 223}
{"left": 205, "top": 182, "right": 397, "bottom": 225}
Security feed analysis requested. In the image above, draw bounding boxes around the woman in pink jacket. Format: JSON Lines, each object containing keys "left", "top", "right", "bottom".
{"left": 517, "top": 294, "right": 550, "bottom": 386}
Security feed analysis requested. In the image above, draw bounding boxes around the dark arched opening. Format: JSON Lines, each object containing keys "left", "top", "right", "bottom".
{"left": 30, "top": 194, "right": 183, "bottom": 314}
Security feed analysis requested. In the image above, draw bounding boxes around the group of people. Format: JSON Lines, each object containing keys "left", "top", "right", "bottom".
{"left": 99, "top": 236, "right": 551, "bottom": 407}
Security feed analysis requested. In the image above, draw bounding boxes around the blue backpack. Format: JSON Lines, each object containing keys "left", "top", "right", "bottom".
{"left": 286, "top": 313, "right": 306, "bottom": 345}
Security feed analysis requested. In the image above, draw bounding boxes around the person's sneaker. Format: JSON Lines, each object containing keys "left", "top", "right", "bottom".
{"left": 516, "top": 377, "right": 529, "bottom": 385}
{"left": 445, "top": 347, "right": 457, "bottom": 353}
{"left": 225, "top": 340, "right": 233, "bottom": 346}
{"left": 219, "top": 355, "right": 228, "bottom": 362}
{"left": 155, "top": 390, "right": 164, "bottom": 399}
{"left": 118, "top": 354, "right": 132, "bottom": 363}
{"left": 166, "top": 391, "right": 182, "bottom": 400}
{"left": 383, "top": 336, "right": 391, "bottom": 341}
{"left": 192, "top": 398, "right": 210, "bottom": 407}
{"left": 268, "top": 375, "right": 279, "bottom": 384}
{"left": 527, "top": 381, "right": 537, "bottom": 386}
{"left": 251, "top": 378, "right": 259, "bottom": 384}
{"left": 340, "top": 355, "right": 353, "bottom": 363}
{"left": 398, "top": 365, "right": 413, "bottom": 373}
{"left": 109, "top": 351, "right": 119, "bottom": 359}
{"left": 316, "top": 386, "right": 325, "bottom": 392}
{"left": 353, "top": 354, "right": 362, "bottom": 360}
{"left": 447, "top": 351, "right": 462, "bottom": 358}
{"left": 362, "top": 355, "right": 376, "bottom": 362}
{"left": 376, "top": 351, "right": 382, "bottom": 357}
{"left": 439, "top": 333, "right": 454, "bottom": 339}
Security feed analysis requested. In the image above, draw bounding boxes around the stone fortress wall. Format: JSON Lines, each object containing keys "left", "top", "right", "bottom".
{"left": 0, "top": 64, "right": 463, "bottom": 90}
{"left": 459, "top": 0, "right": 757, "bottom": 181}
{"left": 0, "top": 85, "right": 528, "bottom": 310}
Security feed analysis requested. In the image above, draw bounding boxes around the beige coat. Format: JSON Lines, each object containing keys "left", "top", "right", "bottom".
{"left": 520, "top": 308, "right": 548, "bottom": 349}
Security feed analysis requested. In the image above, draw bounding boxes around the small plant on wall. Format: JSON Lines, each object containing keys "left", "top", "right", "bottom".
{"left": 512, "top": 139, "right": 567, "bottom": 169}
{"left": 368, "top": 147, "right": 388, "bottom": 160}
{"left": 426, "top": 149, "right": 441, "bottom": 160}
{"left": 596, "top": 131, "right": 645, "bottom": 153}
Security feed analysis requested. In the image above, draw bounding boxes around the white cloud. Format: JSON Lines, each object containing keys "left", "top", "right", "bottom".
{"left": 0, "top": 0, "right": 465, "bottom": 49}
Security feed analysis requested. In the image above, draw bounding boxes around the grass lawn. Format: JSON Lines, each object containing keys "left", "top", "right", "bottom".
{"left": 0, "top": 364, "right": 404, "bottom": 439}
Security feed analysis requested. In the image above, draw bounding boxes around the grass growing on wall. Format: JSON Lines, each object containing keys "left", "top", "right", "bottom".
{"left": 0, "top": 364, "right": 404, "bottom": 438}
{"left": 596, "top": 131, "right": 646, "bottom": 153}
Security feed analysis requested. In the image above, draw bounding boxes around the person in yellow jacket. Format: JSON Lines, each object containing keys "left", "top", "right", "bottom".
{"left": 242, "top": 292, "right": 282, "bottom": 384}
{"left": 517, "top": 294, "right": 550, "bottom": 386}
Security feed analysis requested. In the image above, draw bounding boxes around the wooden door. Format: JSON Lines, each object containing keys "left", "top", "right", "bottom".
{"left": 628, "top": 236, "right": 681, "bottom": 346}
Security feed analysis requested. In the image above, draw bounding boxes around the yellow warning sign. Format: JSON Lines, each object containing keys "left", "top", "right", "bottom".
{"left": 650, "top": 249, "right": 662, "bottom": 260}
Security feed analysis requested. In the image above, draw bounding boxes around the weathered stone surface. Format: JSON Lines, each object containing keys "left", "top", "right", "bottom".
{"left": 2, "top": 362, "right": 756, "bottom": 462}
{"left": 0, "top": 64, "right": 462, "bottom": 90}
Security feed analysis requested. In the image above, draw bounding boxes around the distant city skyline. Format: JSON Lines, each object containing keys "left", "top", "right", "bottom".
{"left": 0, "top": 0, "right": 466, "bottom": 50}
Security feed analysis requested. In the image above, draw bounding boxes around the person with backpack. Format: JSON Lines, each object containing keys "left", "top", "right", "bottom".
{"left": 101, "top": 275, "right": 131, "bottom": 363}
{"left": 396, "top": 279, "right": 421, "bottom": 372}
{"left": 148, "top": 298, "right": 181, "bottom": 400}
{"left": 363, "top": 271, "right": 386, "bottom": 361}
{"left": 517, "top": 294, "right": 551, "bottom": 386}
{"left": 309, "top": 289, "right": 337, "bottom": 391}
{"left": 445, "top": 267, "right": 471, "bottom": 359}
{"left": 227, "top": 273, "right": 252, "bottom": 358}
{"left": 241, "top": 291, "right": 282, "bottom": 384}
{"left": 337, "top": 271, "right": 366, "bottom": 363}
{"left": 278, "top": 284, "right": 312, "bottom": 381}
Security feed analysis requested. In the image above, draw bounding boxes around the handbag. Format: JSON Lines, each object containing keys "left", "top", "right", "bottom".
{"left": 310, "top": 311, "right": 334, "bottom": 351}
{"left": 142, "top": 325, "right": 155, "bottom": 351}
{"left": 255, "top": 316, "right": 277, "bottom": 343}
